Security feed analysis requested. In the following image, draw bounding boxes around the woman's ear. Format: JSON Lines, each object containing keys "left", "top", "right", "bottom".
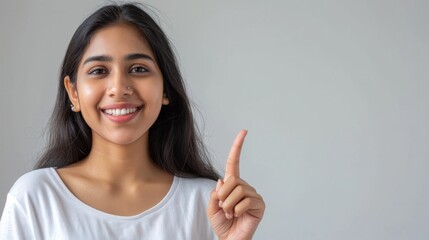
{"left": 64, "top": 76, "right": 80, "bottom": 112}
{"left": 162, "top": 93, "right": 170, "bottom": 105}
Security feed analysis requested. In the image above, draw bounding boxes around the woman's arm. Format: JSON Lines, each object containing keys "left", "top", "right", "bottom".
{"left": 0, "top": 194, "right": 34, "bottom": 239}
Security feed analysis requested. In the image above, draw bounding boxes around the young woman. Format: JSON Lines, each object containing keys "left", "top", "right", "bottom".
{"left": 0, "top": 3, "right": 265, "bottom": 239}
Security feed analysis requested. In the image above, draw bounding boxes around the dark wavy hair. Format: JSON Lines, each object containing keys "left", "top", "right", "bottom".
{"left": 35, "top": 3, "right": 219, "bottom": 181}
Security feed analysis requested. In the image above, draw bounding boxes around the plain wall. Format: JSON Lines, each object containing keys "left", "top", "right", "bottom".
{"left": 1, "top": 0, "right": 428, "bottom": 239}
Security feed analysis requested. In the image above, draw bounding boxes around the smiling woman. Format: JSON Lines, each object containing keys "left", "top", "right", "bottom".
{"left": 0, "top": 3, "right": 264, "bottom": 240}
{"left": 64, "top": 24, "right": 168, "bottom": 146}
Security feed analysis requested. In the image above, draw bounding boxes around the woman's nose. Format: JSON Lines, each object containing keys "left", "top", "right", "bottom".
{"left": 106, "top": 71, "right": 133, "bottom": 97}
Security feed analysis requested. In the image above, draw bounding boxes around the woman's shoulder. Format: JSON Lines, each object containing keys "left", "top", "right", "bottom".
{"left": 175, "top": 176, "right": 217, "bottom": 195}
{"left": 7, "top": 168, "right": 56, "bottom": 198}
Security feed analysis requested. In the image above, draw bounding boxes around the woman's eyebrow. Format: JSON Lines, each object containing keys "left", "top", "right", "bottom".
{"left": 83, "top": 55, "right": 112, "bottom": 65}
{"left": 125, "top": 53, "right": 154, "bottom": 62}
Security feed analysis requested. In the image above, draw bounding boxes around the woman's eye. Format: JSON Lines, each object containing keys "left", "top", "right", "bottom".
{"left": 88, "top": 68, "right": 107, "bottom": 75}
{"left": 130, "top": 66, "right": 148, "bottom": 73}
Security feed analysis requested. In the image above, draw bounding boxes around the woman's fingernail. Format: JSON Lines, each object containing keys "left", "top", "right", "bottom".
{"left": 225, "top": 212, "right": 233, "bottom": 219}
{"left": 218, "top": 201, "right": 223, "bottom": 208}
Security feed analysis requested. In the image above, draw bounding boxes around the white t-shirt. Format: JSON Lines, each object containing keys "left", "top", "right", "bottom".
{"left": 0, "top": 168, "right": 217, "bottom": 240}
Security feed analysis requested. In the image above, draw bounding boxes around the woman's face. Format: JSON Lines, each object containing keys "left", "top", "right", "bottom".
{"left": 65, "top": 24, "right": 169, "bottom": 146}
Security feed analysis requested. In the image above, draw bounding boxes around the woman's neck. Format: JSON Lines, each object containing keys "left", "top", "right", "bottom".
{"left": 75, "top": 132, "right": 170, "bottom": 186}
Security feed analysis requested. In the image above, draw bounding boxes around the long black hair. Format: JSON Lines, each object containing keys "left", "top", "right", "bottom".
{"left": 35, "top": 3, "right": 220, "bottom": 181}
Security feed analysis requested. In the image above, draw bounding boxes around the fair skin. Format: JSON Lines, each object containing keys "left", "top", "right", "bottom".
{"left": 62, "top": 24, "right": 264, "bottom": 239}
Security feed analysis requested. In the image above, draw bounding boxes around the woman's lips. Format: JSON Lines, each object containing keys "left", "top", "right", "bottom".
{"left": 101, "top": 104, "right": 143, "bottom": 123}
{"left": 103, "top": 107, "right": 139, "bottom": 116}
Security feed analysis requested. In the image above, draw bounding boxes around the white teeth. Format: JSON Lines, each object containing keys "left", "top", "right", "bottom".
{"left": 104, "top": 108, "right": 138, "bottom": 116}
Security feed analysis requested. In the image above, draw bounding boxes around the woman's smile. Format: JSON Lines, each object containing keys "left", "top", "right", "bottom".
{"left": 101, "top": 103, "right": 144, "bottom": 123}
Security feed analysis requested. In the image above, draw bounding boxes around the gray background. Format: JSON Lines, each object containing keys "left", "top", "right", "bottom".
{"left": 1, "top": 0, "right": 428, "bottom": 239}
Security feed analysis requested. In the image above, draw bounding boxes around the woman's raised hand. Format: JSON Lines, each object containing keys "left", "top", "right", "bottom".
{"left": 208, "top": 130, "right": 265, "bottom": 240}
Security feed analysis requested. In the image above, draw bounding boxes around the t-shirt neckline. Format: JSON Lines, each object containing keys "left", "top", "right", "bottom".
{"left": 48, "top": 167, "right": 179, "bottom": 221}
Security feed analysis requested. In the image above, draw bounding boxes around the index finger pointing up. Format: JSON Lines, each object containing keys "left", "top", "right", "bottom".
{"left": 224, "top": 130, "right": 248, "bottom": 180}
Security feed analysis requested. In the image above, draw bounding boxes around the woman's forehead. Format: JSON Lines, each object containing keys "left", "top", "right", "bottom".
{"left": 82, "top": 24, "right": 154, "bottom": 60}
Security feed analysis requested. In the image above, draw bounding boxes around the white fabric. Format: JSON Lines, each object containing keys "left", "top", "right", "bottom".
{"left": 0, "top": 168, "right": 217, "bottom": 240}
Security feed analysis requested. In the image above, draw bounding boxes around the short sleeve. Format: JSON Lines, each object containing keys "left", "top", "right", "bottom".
{"left": 0, "top": 194, "right": 34, "bottom": 240}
